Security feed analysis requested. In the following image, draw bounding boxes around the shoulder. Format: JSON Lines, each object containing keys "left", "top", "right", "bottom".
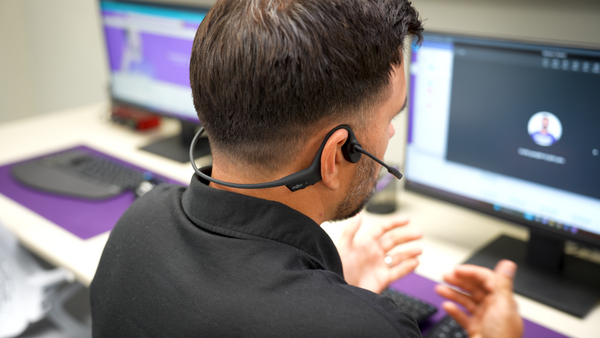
{"left": 114, "top": 183, "right": 186, "bottom": 228}
{"left": 128, "top": 183, "right": 185, "bottom": 211}
{"left": 98, "top": 183, "right": 188, "bottom": 263}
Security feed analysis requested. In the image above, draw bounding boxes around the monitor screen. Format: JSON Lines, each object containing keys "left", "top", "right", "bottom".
{"left": 100, "top": 0, "right": 207, "bottom": 122}
{"left": 405, "top": 32, "right": 600, "bottom": 249}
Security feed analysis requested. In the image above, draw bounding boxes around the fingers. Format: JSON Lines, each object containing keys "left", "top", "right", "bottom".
{"left": 452, "top": 264, "right": 497, "bottom": 293}
{"left": 388, "top": 258, "right": 419, "bottom": 281}
{"left": 339, "top": 213, "right": 363, "bottom": 247}
{"left": 441, "top": 301, "right": 471, "bottom": 331}
{"left": 451, "top": 261, "right": 517, "bottom": 294}
{"left": 454, "top": 264, "right": 495, "bottom": 281}
{"left": 388, "top": 247, "right": 422, "bottom": 264}
{"left": 380, "top": 229, "right": 422, "bottom": 252}
{"left": 367, "top": 216, "right": 410, "bottom": 241}
{"left": 437, "top": 261, "right": 521, "bottom": 338}
{"left": 442, "top": 260, "right": 518, "bottom": 302}
{"left": 442, "top": 271, "right": 488, "bottom": 298}
{"left": 435, "top": 285, "right": 477, "bottom": 313}
{"left": 442, "top": 265, "right": 497, "bottom": 302}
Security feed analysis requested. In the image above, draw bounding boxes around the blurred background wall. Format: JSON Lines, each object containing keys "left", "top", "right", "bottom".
{"left": 0, "top": 0, "right": 107, "bottom": 124}
{"left": 0, "top": 0, "right": 599, "bottom": 124}
{"left": 0, "top": 0, "right": 214, "bottom": 124}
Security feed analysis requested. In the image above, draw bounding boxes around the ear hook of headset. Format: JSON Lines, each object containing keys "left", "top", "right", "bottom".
{"left": 189, "top": 124, "right": 402, "bottom": 192}
{"left": 189, "top": 126, "right": 324, "bottom": 191}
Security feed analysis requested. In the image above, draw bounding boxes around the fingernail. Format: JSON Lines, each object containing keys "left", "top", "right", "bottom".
{"left": 441, "top": 301, "right": 454, "bottom": 310}
{"left": 498, "top": 260, "right": 517, "bottom": 278}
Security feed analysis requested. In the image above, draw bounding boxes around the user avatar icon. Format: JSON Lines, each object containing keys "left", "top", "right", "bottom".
{"left": 528, "top": 112, "right": 562, "bottom": 147}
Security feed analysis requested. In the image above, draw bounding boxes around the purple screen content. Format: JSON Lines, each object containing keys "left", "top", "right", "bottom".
{"left": 103, "top": 19, "right": 195, "bottom": 87}
{"left": 100, "top": 1, "right": 207, "bottom": 121}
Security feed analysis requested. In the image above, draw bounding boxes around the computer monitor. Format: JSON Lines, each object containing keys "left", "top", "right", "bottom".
{"left": 99, "top": 0, "right": 210, "bottom": 162}
{"left": 405, "top": 32, "right": 600, "bottom": 317}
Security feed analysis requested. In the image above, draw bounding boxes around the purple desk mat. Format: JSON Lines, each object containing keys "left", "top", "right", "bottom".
{"left": 390, "top": 273, "right": 569, "bottom": 337}
{"left": 0, "top": 146, "right": 184, "bottom": 240}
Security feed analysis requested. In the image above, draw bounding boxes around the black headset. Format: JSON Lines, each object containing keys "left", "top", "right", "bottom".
{"left": 190, "top": 124, "right": 402, "bottom": 192}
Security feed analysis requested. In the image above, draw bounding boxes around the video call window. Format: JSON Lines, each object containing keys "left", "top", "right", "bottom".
{"left": 445, "top": 41, "right": 600, "bottom": 200}
{"left": 406, "top": 33, "right": 600, "bottom": 240}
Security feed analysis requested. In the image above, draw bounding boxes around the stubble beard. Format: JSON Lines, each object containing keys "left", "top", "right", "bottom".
{"left": 331, "top": 158, "right": 379, "bottom": 222}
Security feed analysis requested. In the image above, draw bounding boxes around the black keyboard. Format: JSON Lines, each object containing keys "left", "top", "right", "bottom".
{"left": 12, "top": 149, "right": 163, "bottom": 199}
{"left": 424, "top": 315, "right": 469, "bottom": 338}
{"left": 381, "top": 288, "right": 437, "bottom": 324}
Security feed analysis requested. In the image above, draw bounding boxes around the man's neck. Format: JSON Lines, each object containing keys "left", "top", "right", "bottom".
{"left": 208, "top": 162, "right": 331, "bottom": 225}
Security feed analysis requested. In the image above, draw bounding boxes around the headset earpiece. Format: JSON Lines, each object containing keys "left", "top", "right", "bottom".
{"left": 339, "top": 125, "right": 403, "bottom": 180}
{"left": 340, "top": 126, "right": 362, "bottom": 164}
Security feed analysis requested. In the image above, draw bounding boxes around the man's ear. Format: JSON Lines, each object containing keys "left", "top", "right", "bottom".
{"left": 320, "top": 128, "right": 349, "bottom": 191}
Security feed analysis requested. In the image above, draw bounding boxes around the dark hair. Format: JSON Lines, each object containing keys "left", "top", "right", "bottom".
{"left": 190, "top": 0, "right": 423, "bottom": 171}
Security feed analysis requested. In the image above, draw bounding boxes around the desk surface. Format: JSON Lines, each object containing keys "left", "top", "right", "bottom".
{"left": 0, "top": 103, "right": 598, "bottom": 337}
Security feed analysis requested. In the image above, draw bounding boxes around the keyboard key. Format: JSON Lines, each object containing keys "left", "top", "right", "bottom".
{"left": 424, "top": 315, "right": 469, "bottom": 338}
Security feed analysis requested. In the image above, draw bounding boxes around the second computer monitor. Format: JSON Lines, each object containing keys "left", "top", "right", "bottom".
{"left": 405, "top": 32, "right": 600, "bottom": 317}
{"left": 99, "top": 0, "right": 210, "bottom": 162}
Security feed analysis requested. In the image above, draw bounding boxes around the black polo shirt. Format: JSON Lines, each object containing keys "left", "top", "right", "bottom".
{"left": 90, "top": 173, "right": 421, "bottom": 337}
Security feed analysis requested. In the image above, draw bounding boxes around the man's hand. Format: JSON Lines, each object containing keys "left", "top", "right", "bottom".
{"left": 435, "top": 260, "right": 523, "bottom": 338}
{"left": 336, "top": 214, "right": 422, "bottom": 294}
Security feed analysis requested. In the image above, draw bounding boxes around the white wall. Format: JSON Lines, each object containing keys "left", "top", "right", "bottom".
{"left": 0, "top": 0, "right": 219, "bottom": 124}
{"left": 0, "top": 0, "right": 109, "bottom": 123}
{"left": 412, "top": 0, "right": 600, "bottom": 46}
{"left": 0, "top": 0, "right": 37, "bottom": 123}
{"left": 20, "top": 0, "right": 109, "bottom": 117}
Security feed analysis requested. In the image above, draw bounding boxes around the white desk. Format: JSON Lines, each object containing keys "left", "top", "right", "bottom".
{"left": 0, "top": 103, "right": 598, "bottom": 337}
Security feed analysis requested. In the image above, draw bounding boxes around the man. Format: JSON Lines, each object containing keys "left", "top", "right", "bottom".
{"left": 530, "top": 116, "right": 557, "bottom": 146}
{"left": 91, "top": 0, "right": 522, "bottom": 337}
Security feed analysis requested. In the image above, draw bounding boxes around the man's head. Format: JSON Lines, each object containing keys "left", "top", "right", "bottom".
{"left": 190, "top": 0, "right": 423, "bottom": 176}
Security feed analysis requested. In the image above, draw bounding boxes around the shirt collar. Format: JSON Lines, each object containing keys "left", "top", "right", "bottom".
{"left": 181, "top": 167, "right": 344, "bottom": 276}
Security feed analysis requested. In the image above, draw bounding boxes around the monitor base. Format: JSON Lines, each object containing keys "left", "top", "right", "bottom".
{"left": 141, "top": 135, "right": 210, "bottom": 163}
{"left": 140, "top": 120, "right": 210, "bottom": 163}
{"left": 464, "top": 235, "right": 600, "bottom": 318}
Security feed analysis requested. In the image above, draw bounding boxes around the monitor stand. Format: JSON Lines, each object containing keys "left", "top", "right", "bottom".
{"left": 464, "top": 233, "right": 600, "bottom": 318}
{"left": 140, "top": 120, "right": 210, "bottom": 163}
